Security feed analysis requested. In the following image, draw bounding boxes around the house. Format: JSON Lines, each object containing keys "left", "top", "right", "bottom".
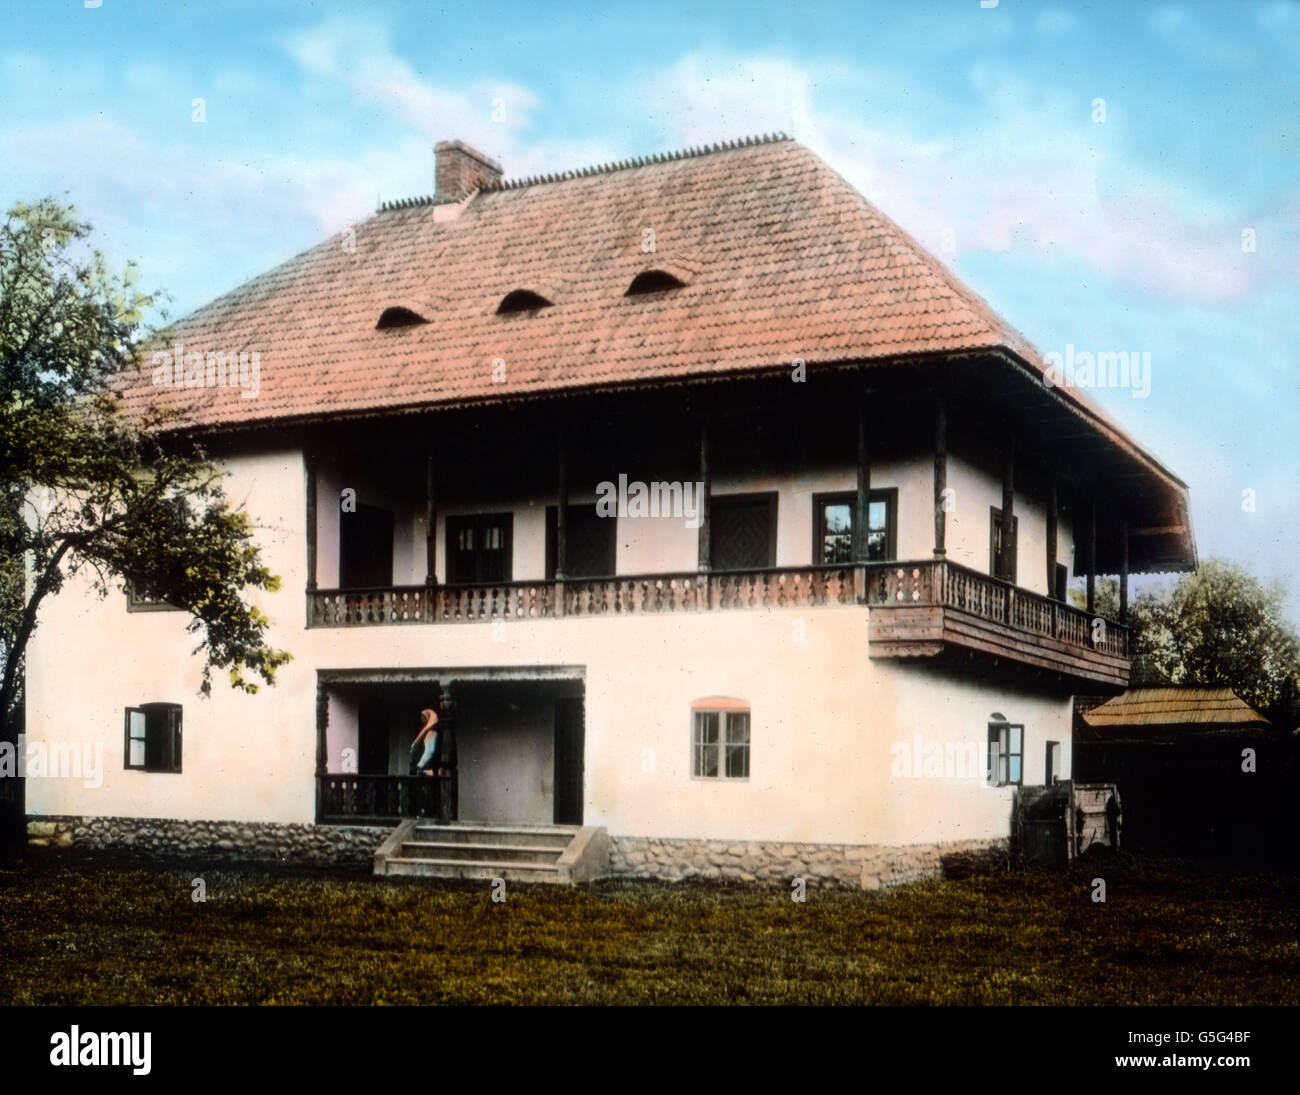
{"left": 1074, "top": 686, "right": 1281, "bottom": 856}
{"left": 23, "top": 134, "right": 1197, "bottom": 886}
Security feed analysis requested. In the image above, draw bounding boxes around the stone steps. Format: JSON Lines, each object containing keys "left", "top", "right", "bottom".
{"left": 373, "top": 821, "right": 608, "bottom": 884}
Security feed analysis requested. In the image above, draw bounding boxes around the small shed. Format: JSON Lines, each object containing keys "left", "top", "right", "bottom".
{"left": 1016, "top": 781, "right": 1121, "bottom": 864}
{"left": 1073, "top": 686, "right": 1280, "bottom": 856}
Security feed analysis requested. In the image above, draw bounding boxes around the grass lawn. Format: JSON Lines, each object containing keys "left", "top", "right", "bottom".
{"left": 2, "top": 848, "right": 1297, "bottom": 1005}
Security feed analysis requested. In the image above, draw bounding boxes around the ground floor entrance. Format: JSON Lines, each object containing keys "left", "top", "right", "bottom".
{"left": 316, "top": 669, "right": 584, "bottom": 826}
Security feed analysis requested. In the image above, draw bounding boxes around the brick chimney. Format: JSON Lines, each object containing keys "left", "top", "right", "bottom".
{"left": 434, "top": 140, "right": 503, "bottom": 203}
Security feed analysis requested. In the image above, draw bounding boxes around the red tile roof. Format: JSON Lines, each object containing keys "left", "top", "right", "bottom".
{"left": 121, "top": 135, "right": 1051, "bottom": 430}
{"left": 117, "top": 135, "right": 1191, "bottom": 531}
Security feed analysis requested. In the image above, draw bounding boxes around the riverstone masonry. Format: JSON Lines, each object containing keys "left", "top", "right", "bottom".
{"left": 27, "top": 817, "right": 1009, "bottom": 888}
{"left": 608, "top": 835, "right": 1010, "bottom": 889}
{"left": 27, "top": 816, "right": 389, "bottom": 868}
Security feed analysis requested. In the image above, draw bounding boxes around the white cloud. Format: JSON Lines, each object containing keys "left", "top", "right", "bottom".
{"left": 277, "top": 17, "right": 615, "bottom": 187}
{"left": 641, "top": 52, "right": 1286, "bottom": 307}
{"left": 281, "top": 18, "right": 538, "bottom": 162}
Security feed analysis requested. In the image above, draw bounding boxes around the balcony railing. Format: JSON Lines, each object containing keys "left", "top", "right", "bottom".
{"left": 310, "top": 581, "right": 554, "bottom": 627}
{"left": 864, "top": 560, "right": 1129, "bottom": 659}
{"left": 308, "top": 559, "right": 1128, "bottom": 659}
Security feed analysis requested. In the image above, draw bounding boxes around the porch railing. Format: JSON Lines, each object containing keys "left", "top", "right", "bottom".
{"left": 318, "top": 773, "right": 455, "bottom": 824}
{"left": 308, "top": 559, "right": 1127, "bottom": 658}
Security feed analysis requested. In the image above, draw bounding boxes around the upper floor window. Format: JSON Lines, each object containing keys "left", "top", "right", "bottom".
{"left": 812, "top": 489, "right": 897, "bottom": 564}
{"left": 125, "top": 703, "right": 182, "bottom": 773}
{"left": 709, "top": 493, "right": 778, "bottom": 571}
{"left": 446, "top": 513, "right": 513, "bottom": 583}
{"left": 691, "top": 697, "right": 750, "bottom": 780}
{"left": 990, "top": 506, "right": 1018, "bottom": 582}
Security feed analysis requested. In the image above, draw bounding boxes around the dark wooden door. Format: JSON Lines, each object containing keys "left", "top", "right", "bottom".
{"left": 340, "top": 503, "right": 394, "bottom": 588}
{"left": 358, "top": 694, "right": 389, "bottom": 774}
{"left": 553, "top": 696, "right": 584, "bottom": 825}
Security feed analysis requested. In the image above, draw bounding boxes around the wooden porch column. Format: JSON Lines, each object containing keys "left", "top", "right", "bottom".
{"left": 1046, "top": 475, "right": 1058, "bottom": 597}
{"left": 1046, "top": 476, "right": 1058, "bottom": 637}
{"left": 1000, "top": 437, "right": 1015, "bottom": 582}
{"left": 854, "top": 400, "right": 872, "bottom": 560}
{"left": 305, "top": 449, "right": 318, "bottom": 592}
{"left": 314, "top": 680, "right": 328, "bottom": 823}
{"left": 424, "top": 446, "right": 437, "bottom": 586}
{"left": 1120, "top": 519, "right": 1130, "bottom": 625}
{"left": 933, "top": 394, "right": 947, "bottom": 558}
{"left": 697, "top": 416, "right": 712, "bottom": 572}
{"left": 1086, "top": 499, "right": 1097, "bottom": 616}
{"left": 554, "top": 432, "right": 568, "bottom": 618}
{"left": 555, "top": 433, "right": 568, "bottom": 580}
{"left": 853, "top": 395, "right": 871, "bottom": 600}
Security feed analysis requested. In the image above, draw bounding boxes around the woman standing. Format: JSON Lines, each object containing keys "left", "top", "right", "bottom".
{"left": 409, "top": 707, "right": 441, "bottom": 776}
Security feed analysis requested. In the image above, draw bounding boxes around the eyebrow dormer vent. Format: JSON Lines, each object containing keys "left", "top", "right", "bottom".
{"left": 376, "top": 306, "right": 430, "bottom": 329}
{"left": 497, "top": 289, "right": 553, "bottom": 313}
{"left": 625, "top": 262, "right": 696, "bottom": 295}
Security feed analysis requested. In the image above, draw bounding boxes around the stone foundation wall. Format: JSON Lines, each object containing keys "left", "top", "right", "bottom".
{"left": 26, "top": 816, "right": 1010, "bottom": 887}
{"left": 609, "top": 835, "right": 1009, "bottom": 889}
{"left": 26, "top": 816, "right": 389, "bottom": 869}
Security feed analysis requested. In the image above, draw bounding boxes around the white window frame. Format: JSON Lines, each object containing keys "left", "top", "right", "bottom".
{"left": 987, "top": 719, "right": 1023, "bottom": 787}
{"left": 691, "top": 702, "right": 750, "bottom": 781}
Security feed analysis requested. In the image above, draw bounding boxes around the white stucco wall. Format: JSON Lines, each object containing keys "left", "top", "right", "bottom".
{"left": 23, "top": 444, "right": 1078, "bottom": 845}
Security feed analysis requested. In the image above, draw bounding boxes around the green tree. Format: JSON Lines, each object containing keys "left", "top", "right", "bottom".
{"left": 0, "top": 199, "right": 291, "bottom": 841}
{"left": 1127, "top": 559, "right": 1300, "bottom": 731}
{"left": 1068, "top": 574, "right": 1120, "bottom": 622}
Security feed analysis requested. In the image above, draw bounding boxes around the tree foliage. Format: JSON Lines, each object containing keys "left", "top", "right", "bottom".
{"left": 1128, "top": 560, "right": 1300, "bottom": 732}
{"left": 0, "top": 198, "right": 290, "bottom": 739}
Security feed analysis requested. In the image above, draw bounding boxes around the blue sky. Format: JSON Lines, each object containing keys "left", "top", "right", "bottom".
{"left": 2, "top": 0, "right": 1298, "bottom": 622}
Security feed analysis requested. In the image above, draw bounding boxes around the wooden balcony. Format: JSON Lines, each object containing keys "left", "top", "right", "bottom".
{"left": 864, "top": 559, "right": 1130, "bottom": 690}
{"left": 307, "top": 559, "right": 1130, "bottom": 690}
